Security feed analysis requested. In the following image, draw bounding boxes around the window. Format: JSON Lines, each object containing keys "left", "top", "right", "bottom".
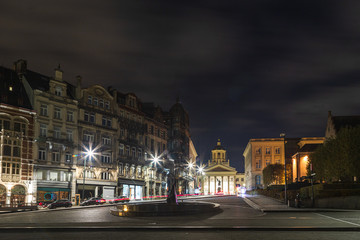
{"left": 255, "top": 175, "right": 261, "bottom": 185}
{"left": 93, "top": 97, "right": 98, "bottom": 106}
{"left": 99, "top": 99, "right": 104, "bottom": 108}
{"left": 65, "top": 154, "right": 72, "bottom": 163}
{"left": 52, "top": 151, "right": 60, "bottom": 162}
{"left": 275, "top": 147, "right": 280, "bottom": 154}
{"left": 157, "top": 129, "right": 160, "bottom": 137}
{"left": 38, "top": 149, "right": 46, "bottom": 160}
{"left": 255, "top": 147, "right": 261, "bottom": 155}
{"left": 54, "top": 107, "right": 61, "bottom": 119}
{"left": 1, "top": 159, "right": 20, "bottom": 175}
{"left": 102, "top": 136, "right": 111, "bottom": 145}
{"left": 40, "top": 104, "right": 48, "bottom": 116}
{"left": 138, "top": 149, "right": 142, "bottom": 159}
{"left": 55, "top": 86, "right": 62, "bottom": 96}
{"left": 151, "top": 139, "right": 154, "bottom": 152}
{"left": 150, "top": 126, "right": 154, "bottom": 134}
{"left": 54, "top": 126, "right": 61, "bottom": 139}
{"left": 102, "top": 116, "right": 107, "bottom": 126}
{"left": 87, "top": 95, "right": 92, "bottom": 104}
{"left": 145, "top": 136, "right": 148, "bottom": 147}
{"left": 265, "top": 158, "right": 271, "bottom": 166}
{"left": 256, "top": 159, "right": 262, "bottom": 169}
{"left": 105, "top": 101, "right": 110, "bottom": 109}
{"left": 125, "top": 146, "right": 130, "bottom": 156}
{"left": 275, "top": 157, "right": 281, "bottom": 164}
{"left": 132, "top": 147, "right": 136, "bottom": 158}
{"left": 66, "top": 129, "right": 73, "bottom": 141}
{"left": 40, "top": 124, "right": 47, "bottom": 137}
{"left": 85, "top": 112, "right": 95, "bottom": 123}
{"left": 83, "top": 131, "right": 94, "bottom": 142}
{"left": 265, "top": 147, "right": 271, "bottom": 154}
{"left": 90, "top": 113, "right": 95, "bottom": 123}
{"left": 85, "top": 170, "right": 95, "bottom": 179}
{"left": 101, "top": 172, "right": 111, "bottom": 180}
{"left": 120, "top": 128, "right": 125, "bottom": 137}
{"left": 101, "top": 155, "right": 111, "bottom": 163}
{"left": 67, "top": 111, "right": 74, "bottom": 122}
{"left": 14, "top": 122, "right": 26, "bottom": 134}
{"left": 119, "top": 144, "right": 124, "bottom": 155}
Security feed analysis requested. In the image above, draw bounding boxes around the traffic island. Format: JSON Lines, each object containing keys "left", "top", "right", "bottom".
{"left": 110, "top": 201, "right": 221, "bottom": 217}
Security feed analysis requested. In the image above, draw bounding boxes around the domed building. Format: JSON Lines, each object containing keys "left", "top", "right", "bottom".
{"left": 202, "top": 139, "right": 237, "bottom": 195}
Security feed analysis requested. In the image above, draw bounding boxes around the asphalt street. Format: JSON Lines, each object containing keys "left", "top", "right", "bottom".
{"left": 0, "top": 196, "right": 359, "bottom": 239}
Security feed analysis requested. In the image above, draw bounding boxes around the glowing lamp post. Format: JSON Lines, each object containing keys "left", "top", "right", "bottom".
{"left": 82, "top": 146, "right": 95, "bottom": 201}
{"left": 280, "top": 133, "right": 287, "bottom": 205}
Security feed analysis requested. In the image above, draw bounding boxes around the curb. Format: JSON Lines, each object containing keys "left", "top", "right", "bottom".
{"left": 243, "top": 196, "right": 354, "bottom": 212}
{"left": 0, "top": 226, "right": 359, "bottom": 232}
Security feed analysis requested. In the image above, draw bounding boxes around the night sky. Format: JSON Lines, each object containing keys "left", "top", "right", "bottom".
{"left": 2, "top": 1, "right": 360, "bottom": 172}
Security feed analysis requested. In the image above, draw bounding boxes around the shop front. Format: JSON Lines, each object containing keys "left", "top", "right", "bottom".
{"left": 76, "top": 179, "right": 117, "bottom": 200}
{"left": 37, "top": 187, "right": 70, "bottom": 202}
{"left": 118, "top": 178, "right": 144, "bottom": 200}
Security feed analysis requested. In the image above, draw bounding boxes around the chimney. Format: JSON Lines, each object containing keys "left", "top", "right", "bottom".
{"left": 55, "top": 64, "right": 63, "bottom": 81}
{"left": 13, "top": 59, "right": 27, "bottom": 74}
{"left": 76, "top": 75, "right": 82, "bottom": 99}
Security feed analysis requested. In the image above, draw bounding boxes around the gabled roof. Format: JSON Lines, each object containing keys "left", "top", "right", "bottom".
{"left": 332, "top": 115, "right": 360, "bottom": 132}
{"left": 0, "top": 66, "right": 32, "bottom": 109}
{"left": 298, "top": 143, "right": 322, "bottom": 153}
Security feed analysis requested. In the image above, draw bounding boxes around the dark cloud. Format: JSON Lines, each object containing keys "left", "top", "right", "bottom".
{"left": 1, "top": 0, "right": 360, "bottom": 172}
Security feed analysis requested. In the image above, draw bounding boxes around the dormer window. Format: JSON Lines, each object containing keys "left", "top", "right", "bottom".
{"left": 87, "top": 95, "right": 92, "bottom": 104}
{"left": 55, "top": 86, "right": 62, "bottom": 96}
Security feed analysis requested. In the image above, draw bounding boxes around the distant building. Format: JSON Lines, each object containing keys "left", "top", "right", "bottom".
{"left": 0, "top": 65, "right": 36, "bottom": 206}
{"left": 243, "top": 137, "right": 299, "bottom": 190}
{"left": 291, "top": 137, "right": 324, "bottom": 182}
{"left": 235, "top": 173, "right": 245, "bottom": 189}
{"left": 325, "top": 111, "right": 360, "bottom": 139}
{"left": 203, "top": 140, "right": 237, "bottom": 195}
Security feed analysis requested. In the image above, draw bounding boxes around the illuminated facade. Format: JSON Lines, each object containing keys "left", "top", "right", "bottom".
{"left": 203, "top": 140, "right": 237, "bottom": 195}
{"left": 291, "top": 138, "right": 324, "bottom": 182}
{"left": 0, "top": 65, "right": 36, "bottom": 206}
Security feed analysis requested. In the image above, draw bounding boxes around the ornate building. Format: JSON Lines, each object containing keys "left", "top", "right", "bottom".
{"left": 1, "top": 59, "right": 195, "bottom": 203}
{"left": 15, "top": 60, "right": 78, "bottom": 203}
{"left": 75, "top": 81, "right": 118, "bottom": 200}
{"left": 0, "top": 65, "right": 36, "bottom": 206}
{"left": 202, "top": 140, "right": 237, "bottom": 195}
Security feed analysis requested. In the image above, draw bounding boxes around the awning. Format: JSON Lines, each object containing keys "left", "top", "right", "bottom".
{"left": 118, "top": 178, "right": 145, "bottom": 186}
{"left": 37, "top": 187, "right": 70, "bottom": 192}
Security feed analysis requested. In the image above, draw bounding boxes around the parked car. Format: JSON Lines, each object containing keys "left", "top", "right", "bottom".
{"left": 80, "top": 197, "right": 106, "bottom": 206}
{"left": 113, "top": 195, "right": 130, "bottom": 203}
{"left": 47, "top": 199, "right": 72, "bottom": 209}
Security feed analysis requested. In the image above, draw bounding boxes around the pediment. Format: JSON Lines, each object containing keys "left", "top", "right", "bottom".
{"left": 204, "top": 164, "right": 236, "bottom": 173}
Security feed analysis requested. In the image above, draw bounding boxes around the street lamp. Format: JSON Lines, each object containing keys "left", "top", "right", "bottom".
{"left": 81, "top": 143, "right": 99, "bottom": 201}
{"left": 280, "top": 133, "right": 287, "bottom": 205}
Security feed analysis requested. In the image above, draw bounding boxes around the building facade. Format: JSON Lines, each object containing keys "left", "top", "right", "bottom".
{"left": 1, "top": 59, "right": 194, "bottom": 203}
{"left": 0, "top": 65, "right": 36, "bottom": 206}
{"left": 202, "top": 140, "right": 237, "bottom": 195}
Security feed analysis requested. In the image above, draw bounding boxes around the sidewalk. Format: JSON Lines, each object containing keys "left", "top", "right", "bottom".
{"left": 242, "top": 194, "right": 352, "bottom": 212}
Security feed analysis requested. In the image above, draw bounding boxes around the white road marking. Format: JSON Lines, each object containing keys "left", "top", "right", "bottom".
{"left": 315, "top": 213, "right": 360, "bottom": 227}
